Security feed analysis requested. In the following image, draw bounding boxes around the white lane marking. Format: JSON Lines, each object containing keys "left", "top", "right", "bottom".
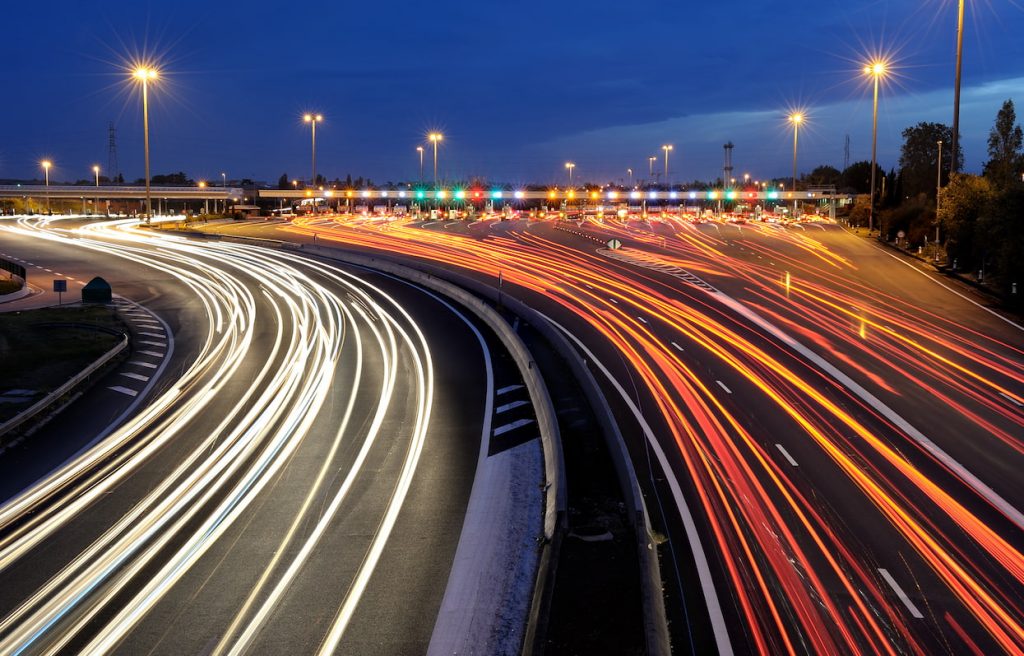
{"left": 119, "top": 372, "right": 150, "bottom": 382}
{"left": 608, "top": 298, "right": 618, "bottom": 304}
{"left": 107, "top": 386, "right": 138, "bottom": 397}
{"left": 139, "top": 332, "right": 164, "bottom": 338}
{"left": 999, "top": 392, "right": 1023, "bottom": 408}
{"left": 138, "top": 350, "right": 165, "bottom": 357}
{"left": 671, "top": 341, "right": 685, "bottom": 352}
{"left": 775, "top": 444, "right": 799, "bottom": 467}
{"left": 496, "top": 384, "right": 523, "bottom": 396}
{"left": 139, "top": 340, "right": 167, "bottom": 347}
{"left": 493, "top": 418, "right": 535, "bottom": 436}
{"left": 512, "top": 317, "right": 520, "bottom": 332}
{"left": 129, "top": 361, "right": 158, "bottom": 369}
{"left": 637, "top": 316, "right": 648, "bottom": 324}
{"left": 716, "top": 380, "right": 732, "bottom": 394}
{"left": 495, "top": 400, "right": 529, "bottom": 414}
{"left": 544, "top": 314, "right": 733, "bottom": 655}
{"left": 878, "top": 568, "right": 924, "bottom": 618}
{"left": 871, "top": 242, "right": 1024, "bottom": 332}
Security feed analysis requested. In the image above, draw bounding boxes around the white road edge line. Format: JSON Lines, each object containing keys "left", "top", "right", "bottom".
{"left": 878, "top": 568, "right": 924, "bottom": 618}
{"left": 999, "top": 392, "right": 1023, "bottom": 408}
{"left": 775, "top": 444, "right": 799, "bottom": 467}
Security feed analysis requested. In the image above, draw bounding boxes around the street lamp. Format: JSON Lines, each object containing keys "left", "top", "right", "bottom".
{"left": 41, "top": 160, "right": 51, "bottom": 214}
{"left": 132, "top": 66, "right": 158, "bottom": 222}
{"left": 788, "top": 113, "right": 803, "bottom": 192}
{"left": 303, "top": 113, "right": 323, "bottom": 185}
{"left": 221, "top": 172, "right": 227, "bottom": 214}
{"left": 627, "top": 168, "right": 633, "bottom": 185}
{"left": 936, "top": 139, "right": 943, "bottom": 249}
{"left": 417, "top": 146, "right": 424, "bottom": 181}
{"left": 950, "top": 0, "right": 966, "bottom": 174}
{"left": 649, "top": 156, "right": 656, "bottom": 180}
{"left": 198, "top": 180, "right": 208, "bottom": 215}
{"left": 93, "top": 165, "right": 100, "bottom": 215}
{"left": 661, "top": 144, "right": 673, "bottom": 183}
{"left": 428, "top": 132, "right": 443, "bottom": 184}
{"left": 565, "top": 162, "right": 576, "bottom": 185}
{"left": 864, "top": 60, "right": 888, "bottom": 233}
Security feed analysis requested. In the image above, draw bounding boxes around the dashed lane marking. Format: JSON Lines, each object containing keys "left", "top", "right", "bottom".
{"left": 775, "top": 444, "right": 799, "bottom": 467}
{"left": 138, "top": 350, "right": 165, "bottom": 357}
{"left": 494, "top": 418, "right": 535, "bottom": 436}
{"left": 716, "top": 380, "right": 732, "bottom": 394}
{"left": 496, "top": 400, "right": 529, "bottom": 414}
{"left": 496, "top": 384, "right": 523, "bottom": 396}
{"left": 671, "top": 341, "right": 685, "bottom": 352}
{"left": 878, "top": 569, "right": 924, "bottom": 619}
{"left": 107, "top": 386, "right": 139, "bottom": 397}
{"left": 120, "top": 372, "right": 150, "bottom": 382}
{"left": 139, "top": 340, "right": 167, "bottom": 347}
{"left": 129, "top": 361, "right": 158, "bottom": 369}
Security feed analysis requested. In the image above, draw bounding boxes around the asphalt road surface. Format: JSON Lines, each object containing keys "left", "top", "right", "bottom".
{"left": 236, "top": 212, "right": 1024, "bottom": 655}
{"left": 0, "top": 216, "right": 492, "bottom": 654}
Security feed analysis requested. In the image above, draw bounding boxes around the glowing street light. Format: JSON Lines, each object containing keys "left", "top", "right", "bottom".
{"left": 565, "top": 161, "right": 576, "bottom": 184}
{"left": 864, "top": 60, "right": 888, "bottom": 233}
{"left": 788, "top": 112, "right": 804, "bottom": 193}
{"left": 303, "top": 113, "right": 323, "bottom": 185}
{"left": 627, "top": 168, "right": 633, "bottom": 185}
{"left": 661, "top": 144, "right": 673, "bottom": 182}
{"left": 132, "top": 66, "right": 158, "bottom": 222}
{"left": 41, "top": 160, "right": 51, "bottom": 214}
{"left": 648, "top": 156, "right": 656, "bottom": 179}
{"left": 416, "top": 146, "right": 424, "bottom": 181}
{"left": 428, "top": 132, "right": 443, "bottom": 184}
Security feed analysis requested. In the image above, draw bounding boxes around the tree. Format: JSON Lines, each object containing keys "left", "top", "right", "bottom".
{"left": 983, "top": 99, "right": 1024, "bottom": 189}
{"left": 975, "top": 184, "right": 1024, "bottom": 304}
{"left": 898, "top": 122, "right": 960, "bottom": 200}
{"left": 277, "top": 173, "right": 290, "bottom": 189}
{"left": 938, "top": 173, "right": 994, "bottom": 270}
{"left": 840, "top": 161, "right": 884, "bottom": 194}
{"left": 804, "top": 165, "right": 841, "bottom": 188}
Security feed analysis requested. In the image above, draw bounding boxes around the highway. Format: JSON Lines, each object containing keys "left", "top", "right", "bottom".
{"left": 0, "top": 216, "right": 494, "bottom": 654}
{"left": 228, "top": 212, "right": 1024, "bottom": 655}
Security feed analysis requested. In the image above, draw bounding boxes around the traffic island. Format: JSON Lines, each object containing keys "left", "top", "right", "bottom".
{"left": 0, "top": 305, "right": 129, "bottom": 441}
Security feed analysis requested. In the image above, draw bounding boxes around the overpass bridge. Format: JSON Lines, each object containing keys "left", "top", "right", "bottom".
{"left": 0, "top": 185, "right": 244, "bottom": 200}
{"left": 259, "top": 186, "right": 848, "bottom": 205}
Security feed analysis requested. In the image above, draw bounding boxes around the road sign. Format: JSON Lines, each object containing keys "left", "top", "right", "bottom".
{"left": 607, "top": 238, "right": 622, "bottom": 250}
{"left": 53, "top": 279, "right": 66, "bottom": 306}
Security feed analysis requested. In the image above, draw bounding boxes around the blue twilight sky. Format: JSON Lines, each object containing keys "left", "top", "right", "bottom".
{"left": 1, "top": 0, "right": 1023, "bottom": 186}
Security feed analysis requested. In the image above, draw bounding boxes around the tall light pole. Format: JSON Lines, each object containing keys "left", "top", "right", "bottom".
{"left": 649, "top": 156, "right": 656, "bottom": 180}
{"left": 417, "top": 146, "right": 424, "bottom": 181}
{"left": 429, "top": 132, "right": 443, "bottom": 185}
{"left": 661, "top": 144, "right": 673, "bottom": 183}
{"left": 565, "top": 162, "right": 575, "bottom": 185}
{"left": 303, "top": 114, "right": 323, "bottom": 186}
{"left": 199, "top": 180, "right": 208, "bottom": 215}
{"left": 41, "top": 160, "right": 51, "bottom": 214}
{"left": 627, "top": 168, "right": 633, "bottom": 185}
{"left": 950, "top": 0, "right": 965, "bottom": 174}
{"left": 133, "top": 67, "right": 158, "bottom": 222}
{"left": 221, "top": 172, "right": 227, "bottom": 214}
{"left": 864, "top": 60, "right": 887, "bottom": 233}
{"left": 936, "top": 139, "right": 943, "bottom": 248}
{"left": 93, "top": 165, "right": 100, "bottom": 214}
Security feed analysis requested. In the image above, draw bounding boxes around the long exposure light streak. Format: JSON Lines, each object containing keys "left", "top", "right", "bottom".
{"left": 281, "top": 212, "right": 1024, "bottom": 654}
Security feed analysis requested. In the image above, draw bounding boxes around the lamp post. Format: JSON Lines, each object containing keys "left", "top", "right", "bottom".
{"left": 565, "top": 162, "right": 575, "bottom": 185}
{"left": 936, "top": 139, "right": 943, "bottom": 250}
{"left": 417, "top": 146, "right": 424, "bottom": 181}
{"left": 221, "top": 172, "right": 227, "bottom": 214}
{"left": 93, "top": 165, "right": 100, "bottom": 214}
{"left": 662, "top": 144, "right": 673, "bottom": 183}
{"left": 864, "top": 60, "right": 887, "bottom": 233}
{"left": 950, "top": 0, "right": 965, "bottom": 174}
{"left": 627, "top": 168, "right": 633, "bottom": 185}
{"left": 429, "top": 132, "right": 443, "bottom": 185}
{"left": 199, "top": 180, "right": 208, "bottom": 215}
{"left": 303, "top": 114, "right": 323, "bottom": 186}
{"left": 133, "top": 67, "right": 158, "bottom": 223}
{"left": 788, "top": 113, "right": 803, "bottom": 192}
{"left": 41, "top": 160, "right": 51, "bottom": 214}
{"left": 649, "top": 156, "right": 656, "bottom": 180}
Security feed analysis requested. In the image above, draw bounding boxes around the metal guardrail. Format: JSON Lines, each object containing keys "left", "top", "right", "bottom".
{"left": 0, "top": 257, "right": 26, "bottom": 281}
{"left": 0, "top": 333, "right": 128, "bottom": 439}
